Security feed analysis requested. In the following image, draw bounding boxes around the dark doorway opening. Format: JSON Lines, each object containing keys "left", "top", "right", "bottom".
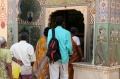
{"left": 49, "top": 9, "right": 85, "bottom": 57}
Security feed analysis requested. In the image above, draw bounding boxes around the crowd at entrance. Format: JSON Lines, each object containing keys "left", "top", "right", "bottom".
{"left": 0, "top": 16, "right": 85, "bottom": 79}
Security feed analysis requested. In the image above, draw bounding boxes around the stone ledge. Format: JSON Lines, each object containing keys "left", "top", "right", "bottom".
{"left": 73, "top": 62, "right": 120, "bottom": 79}
{"left": 72, "top": 62, "right": 120, "bottom": 71}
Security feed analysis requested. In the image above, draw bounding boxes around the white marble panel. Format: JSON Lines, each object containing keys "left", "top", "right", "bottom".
{"left": 73, "top": 62, "right": 120, "bottom": 79}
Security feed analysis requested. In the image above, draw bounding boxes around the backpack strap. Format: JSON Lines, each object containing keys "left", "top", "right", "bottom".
{"left": 52, "top": 28, "right": 55, "bottom": 38}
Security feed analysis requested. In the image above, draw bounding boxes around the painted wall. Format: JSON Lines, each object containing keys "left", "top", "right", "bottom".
{"left": 5, "top": 0, "right": 120, "bottom": 65}
{"left": 95, "top": 0, "right": 120, "bottom": 66}
{"left": 96, "top": 0, "right": 120, "bottom": 24}
{"left": 0, "top": 0, "right": 7, "bottom": 40}
{"left": 18, "top": 0, "right": 95, "bottom": 61}
{"left": 7, "top": 0, "right": 41, "bottom": 48}
{"left": 7, "top": 0, "right": 18, "bottom": 48}
{"left": 18, "top": 24, "right": 41, "bottom": 49}
{"left": 45, "top": 0, "right": 85, "bottom": 5}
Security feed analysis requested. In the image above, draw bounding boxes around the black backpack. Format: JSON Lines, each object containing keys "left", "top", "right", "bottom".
{"left": 46, "top": 29, "right": 61, "bottom": 63}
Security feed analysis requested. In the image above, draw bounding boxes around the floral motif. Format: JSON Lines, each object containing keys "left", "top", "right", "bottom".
{"left": 111, "top": 0, "right": 115, "bottom": 9}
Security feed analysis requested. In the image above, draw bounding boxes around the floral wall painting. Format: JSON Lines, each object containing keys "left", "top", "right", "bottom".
{"left": 29, "top": 26, "right": 40, "bottom": 49}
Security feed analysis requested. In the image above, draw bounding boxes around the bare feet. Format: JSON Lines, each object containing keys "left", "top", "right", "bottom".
{"left": 110, "top": 63, "right": 114, "bottom": 66}
{"left": 114, "top": 62, "right": 118, "bottom": 66}
{"left": 98, "top": 61, "right": 105, "bottom": 66}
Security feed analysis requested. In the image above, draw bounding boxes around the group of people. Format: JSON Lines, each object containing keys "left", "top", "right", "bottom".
{"left": 0, "top": 32, "right": 36, "bottom": 79}
{"left": 33, "top": 16, "right": 84, "bottom": 79}
{"left": 0, "top": 16, "right": 84, "bottom": 79}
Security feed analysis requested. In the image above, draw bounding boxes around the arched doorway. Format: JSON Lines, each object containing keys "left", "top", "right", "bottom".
{"left": 49, "top": 10, "right": 85, "bottom": 54}
{"left": 43, "top": 5, "right": 90, "bottom": 61}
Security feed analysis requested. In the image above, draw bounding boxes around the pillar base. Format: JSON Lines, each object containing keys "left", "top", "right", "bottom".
{"left": 73, "top": 62, "right": 120, "bottom": 79}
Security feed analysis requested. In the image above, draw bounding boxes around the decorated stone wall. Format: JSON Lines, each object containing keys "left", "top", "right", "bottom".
{"left": 108, "top": 0, "right": 120, "bottom": 66}
{"left": 6, "top": 0, "right": 120, "bottom": 65}
{"left": 17, "top": 0, "right": 94, "bottom": 50}
{"left": 17, "top": 0, "right": 41, "bottom": 49}
{"left": 45, "top": 0, "right": 85, "bottom": 5}
{"left": 8, "top": 0, "right": 95, "bottom": 55}
{"left": 0, "top": 0, "right": 7, "bottom": 42}
{"left": 7, "top": 0, "right": 42, "bottom": 48}
{"left": 7, "top": 0, "right": 17, "bottom": 48}
{"left": 18, "top": 24, "right": 40, "bottom": 49}
{"left": 94, "top": 0, "right": 120, "bottom": 66}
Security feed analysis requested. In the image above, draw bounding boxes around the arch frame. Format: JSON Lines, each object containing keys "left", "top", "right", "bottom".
{"left": 42, "top": 4, "right": 90, "bottom": 60}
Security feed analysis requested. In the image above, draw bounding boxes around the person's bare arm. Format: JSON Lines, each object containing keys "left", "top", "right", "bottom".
{"left": 12, "top": 57, "right": 23, "bottom": 66}
{"left": 77, "top": 45, "right": 85, "bottom": 61}
{"left": 6, "top": 63, "right": 13, "bottom": 79}
{"left": 31, "top": 62, "right": 34, "bottom": 66}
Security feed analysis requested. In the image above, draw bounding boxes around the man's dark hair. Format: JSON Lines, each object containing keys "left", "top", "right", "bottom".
{"left": 70, "top": 27, "right": 78, "bottom": 34}
{"left": 19, "top": 32, "right": 29, "bottom": 40}
{"left": 43, "top": 27, "right": 51, "bottom": 37}
{"left": 55, "top": 16, "right": 64, "bottom": 26}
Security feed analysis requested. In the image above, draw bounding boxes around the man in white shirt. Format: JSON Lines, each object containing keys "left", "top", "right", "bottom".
{"left": 10, "top": 32, "right": 36, "bottom": 79}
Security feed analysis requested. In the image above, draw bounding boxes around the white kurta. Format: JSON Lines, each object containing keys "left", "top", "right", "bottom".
{"left": 10, "top": 41, "right": 36, "bottom": 75}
